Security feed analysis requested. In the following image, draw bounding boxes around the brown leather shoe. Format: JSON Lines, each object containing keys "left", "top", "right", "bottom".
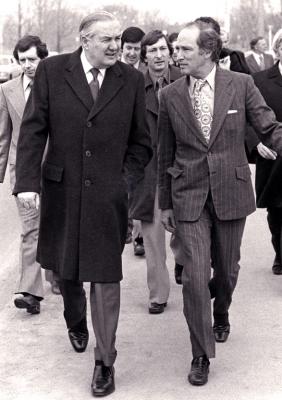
{"left": 91, "top": 364, "right": 115, "bottom": 397}
{"left": 14, "top": 295, "right": 40, "bottom": 314}
{"left": 188, "top": 355, "right": 210, "bottom": 386}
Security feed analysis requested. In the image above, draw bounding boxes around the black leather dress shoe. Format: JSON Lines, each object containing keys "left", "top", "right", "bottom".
{"left": 68, "top": 318, "right": 89, "bottom": 352}
{"left": 213, "top": 324, "right": 230, "bottom": 343}
{"left": 14, "top": 295, "right": 40, "bottom": 314}
{"left": 188, "top": 355, "right": 210, "bottom": 386}
{"left": 133, "top": 235, "right": 145, "bottom": 256}
{"left": 272, "top": 262, "right": 282, "bottom": 275}
{"left": 91, "top": 365, "right": 115, "bottom": 397}
{"left": 174, "top": 263, "right": 183, "bottom": 285}
{"left": 148, "top": 302, "right": 167, "bottom": 314}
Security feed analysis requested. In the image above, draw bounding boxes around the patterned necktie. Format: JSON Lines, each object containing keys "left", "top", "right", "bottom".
{"left": 156, "top": 76, "right": 164, "bottom": 102}
{"left": 193, "top": 79, "right": 212, "bottom": 143}
{"left": 89, "top": 67, "right": 100, "bottom": 103}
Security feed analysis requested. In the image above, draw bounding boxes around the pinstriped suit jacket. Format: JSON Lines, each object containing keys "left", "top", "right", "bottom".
{"left": 158, "top": 67, "right": 282, "bottom": 221}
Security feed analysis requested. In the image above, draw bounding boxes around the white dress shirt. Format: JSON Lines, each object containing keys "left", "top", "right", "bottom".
{"left": 189, "top": 64, "right": 216, "bottom": 117}
{"left": 80, "top": 50, "right": 106, "bottom": 88}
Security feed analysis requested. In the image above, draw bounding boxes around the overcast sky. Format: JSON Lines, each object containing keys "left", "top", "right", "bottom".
{"left": 1, "top": 0, "right": 280, "bottom": 24}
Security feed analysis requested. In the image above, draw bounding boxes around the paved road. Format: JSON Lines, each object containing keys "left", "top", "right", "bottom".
{"left": 0, "top": 166, "right": 282, "bottom": 399}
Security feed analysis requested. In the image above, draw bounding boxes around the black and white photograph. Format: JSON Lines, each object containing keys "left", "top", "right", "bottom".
{"left": 0, "top": 0, "right": 282, "bottom": 399}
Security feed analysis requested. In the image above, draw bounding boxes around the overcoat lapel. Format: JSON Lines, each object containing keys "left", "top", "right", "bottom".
{"left": 64, "top": 48, "right": 93, "bottom": 112}
{"left": 87, "top": 62, "right": 124, "bottom": 121}
{"left": 7, "top": 76, "right": 25, "bottom": 118}
{"left": 208, "top": 68, "right": 235, "bottom": 148}
{"left": 267, "top": 62, "right": 282, "bottom": 88}
{"left": 144, "top": 71, "right": 158, "bottom": 116}
{"left": 172, "top": 76, "right": 208, "bottom": 147}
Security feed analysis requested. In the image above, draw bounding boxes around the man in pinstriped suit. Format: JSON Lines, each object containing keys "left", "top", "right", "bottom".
{"left": 158, "top": 21, "right": 282, "bottom": 386}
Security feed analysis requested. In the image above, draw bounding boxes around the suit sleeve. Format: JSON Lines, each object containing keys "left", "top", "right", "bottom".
{"left": 245, "top": 75, "right": 282, "bottom": 155}
{"left": 123, "top": 72, "right": 153, "bottom": 192}
{"left": 0, "top": 86, "right": 12, "bottom": 182}
{"left": 157, "top": 89, "right": 176, "bottom": 210}
{"left": 13, "top": 61, "right": 49, "bottom": 194}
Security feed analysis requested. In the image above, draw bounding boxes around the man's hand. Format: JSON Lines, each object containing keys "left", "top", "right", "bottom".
{"left": 257, "top": 142, "right": 277, "bottom": 160}
{"left": 17, "top": 192, "right": 40, "bottom": 210}
{"left": 161, "top": 209, "right": 176, "bottom": 233}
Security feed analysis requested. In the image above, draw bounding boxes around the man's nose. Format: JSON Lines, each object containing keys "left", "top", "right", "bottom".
{"left": 109, "top": 39, "right": 119, "bottom": 50}
{"left": 156, "top": 48, "right": 162, "bottom": 58}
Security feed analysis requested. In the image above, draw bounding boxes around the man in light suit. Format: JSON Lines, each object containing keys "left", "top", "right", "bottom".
{"left": 14, "top": 12, "right": 152, "bottom": 397}
{"left": 158, "top": 21, "right": 282, "bottom": 386}
{"left": 130, "top": 29, "right": 182, "bottom": 314}
{"left": 0, "top": 35, "right": 58, "bottom": 315}
{"left": 246, "top": 36, "right": 274, "bottom": 74}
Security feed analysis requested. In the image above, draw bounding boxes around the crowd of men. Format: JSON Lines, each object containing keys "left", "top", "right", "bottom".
{"left": 1, "top": 10, "right": 282, "bottom": 398}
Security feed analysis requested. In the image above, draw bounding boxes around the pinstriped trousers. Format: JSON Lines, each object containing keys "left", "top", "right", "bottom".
{"left": 177, "top": 194, "right": 246, "bottom": 358}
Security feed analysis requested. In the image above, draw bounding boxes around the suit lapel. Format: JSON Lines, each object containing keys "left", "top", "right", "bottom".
{"left": 64, "top": 48, "right": 93, "bottom": 112}
{"left": 208, "top": 68, "right": 235, "bottom": 148}
{"left": 172, "top": 76, "right": 208, "bottom": 147}
{"left": 7, "top": 76, "right": 25, "bottom": 118}
{"left": 87, "top": 62, "right": 124, "bottom": 121}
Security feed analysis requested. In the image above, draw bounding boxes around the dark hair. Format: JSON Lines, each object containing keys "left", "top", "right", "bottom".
{"left": 194, "top": 16, "right": 221, "bottom": 35}
{"left": 168, "top": 32, "right": 178, "bottom": 43}
{"left": 250, "top": 36, "right": 264, "bottom": 50}
{"left": 13, "top": 35, "right": 48, "bottom": 62}
{"left": 185, "top": 21, "right": 222, "bottom": 62}
{"left": 121, "top": 26, "right": 145, "bottom": 48}
{"left": 140, "top": 30, "right": 172, "bottom": 62}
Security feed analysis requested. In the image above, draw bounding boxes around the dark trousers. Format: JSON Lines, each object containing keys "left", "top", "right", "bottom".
{"left": 267, "top": 207, "right": 282, "bottom": 264}
{"left": 178, "top": 194, "right": 246, "bottom": 358}
{"left": 60, "top": 279, "right": 120, "bottom": 366}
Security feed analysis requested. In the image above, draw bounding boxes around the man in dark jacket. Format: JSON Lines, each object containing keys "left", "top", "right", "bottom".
{"left": 130, "top": 30, "right": 182, "bottom": 314}
{"left": 13, "top": 11, "right": 152, "bottom": 397}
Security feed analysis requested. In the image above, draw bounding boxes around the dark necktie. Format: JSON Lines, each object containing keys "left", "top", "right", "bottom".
{"left": 155, "top": 77, "right": 164, "bottom": 102}
{"left": 259, "top": 54, "right": 265, "bottom": 70}
{"left": 89, "top": 68, "right": 100, "bottom": 103}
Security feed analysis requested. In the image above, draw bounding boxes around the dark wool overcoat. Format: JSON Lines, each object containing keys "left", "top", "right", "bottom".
{"left": 14, "top": 48, "right": 152, "bottom": 282}
{"left": 253, "top": 62, "right": 282, "bottom": 208}
{"left": 130, "top": 65, "right": 181, "bottom": 222}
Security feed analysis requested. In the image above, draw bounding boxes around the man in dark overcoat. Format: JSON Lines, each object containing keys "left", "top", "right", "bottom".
{"left": 130, "top": 30, "right": 182, "bottom": 314}
{"left": 13, "top": 11, "right": 152, "bottom": 397}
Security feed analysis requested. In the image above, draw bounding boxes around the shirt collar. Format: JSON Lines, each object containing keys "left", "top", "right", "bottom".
{"left": 278, "top": 61, "right": 282, "bottom": 76}
{"left": 22, "top": 74, "right": 32, "bottom": 91}
{"left": 81, "top": 49, "right": 106, "bottom": 79}
{"left": 190, "top": 64, "right": 216, "bottom": 93}
{"left": 149, "top": 68, "right": 170, "bottom": 90}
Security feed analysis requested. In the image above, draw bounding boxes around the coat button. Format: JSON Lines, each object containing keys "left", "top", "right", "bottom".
{"left": 86, "top": 122, "right": 92, "bottom": 128}
{"left": 85, "top": 179, "right": 91, "bottom": 186}
{"left": 85, "top": 150, "right": 92, "bottom": 157}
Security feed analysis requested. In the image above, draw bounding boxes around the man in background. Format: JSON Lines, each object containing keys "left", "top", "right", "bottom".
{"left": 0, "top": 35, "right": 59, "bottom": 316}
{"left": 246, "top": 36, "right": 274, "bottom": 74}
